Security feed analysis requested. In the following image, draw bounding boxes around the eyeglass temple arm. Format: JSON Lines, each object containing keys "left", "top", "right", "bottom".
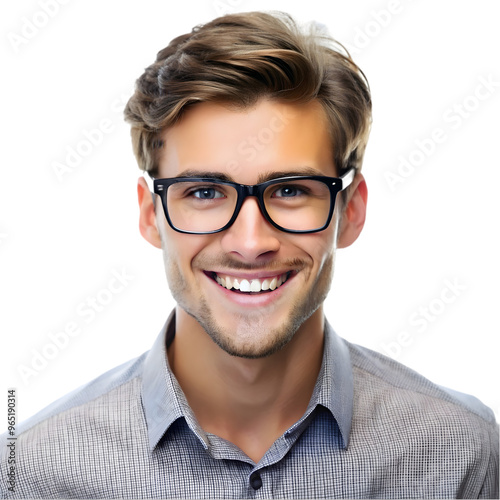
{"left": 340, "top": 167, "right": 356, "bottom": 190}
{"left": 142, "top": 171, "right": 157, "bottom": 206}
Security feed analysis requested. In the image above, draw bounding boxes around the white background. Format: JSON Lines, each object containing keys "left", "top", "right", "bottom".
{"left": 1, "top": 0, "right": 499, "bottom": 423}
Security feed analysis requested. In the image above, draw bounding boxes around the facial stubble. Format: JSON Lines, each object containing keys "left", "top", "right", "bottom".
{"left": 164, "top": 251, "right": 334, "bottom": 359}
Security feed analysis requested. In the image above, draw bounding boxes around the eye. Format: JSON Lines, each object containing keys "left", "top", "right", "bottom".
{"left": 271, "top": 185, "right": 304, "bottom": 198}
{"left": 192, "top": 187, "right": 225, "bottom": 199}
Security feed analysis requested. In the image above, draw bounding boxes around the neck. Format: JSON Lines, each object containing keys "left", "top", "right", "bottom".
{"left": 167, "top": 306, "right": 325, "bottom": 462}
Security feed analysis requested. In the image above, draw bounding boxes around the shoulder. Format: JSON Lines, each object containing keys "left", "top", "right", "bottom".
{"left": 345, "top": 340, "right": 499, "bottom": 466}
{"left": 343, "top": 340, "right": 499, "bottom": 497}
{"left": 17, "top": 351, "right": 148, "bottom": 436}
{"left": 0, "top": 353, "right": 149, "bottom": 497}
{"left": 346, "top": 340, "right": 497, "bottom": 425}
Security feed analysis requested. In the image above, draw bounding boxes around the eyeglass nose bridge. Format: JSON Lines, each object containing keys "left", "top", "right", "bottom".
{"left": 228, "top": 184, "right": 272, "bottom": 230}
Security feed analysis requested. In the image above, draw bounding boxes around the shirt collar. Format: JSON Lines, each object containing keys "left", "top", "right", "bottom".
{"left": 314, "top": 319, "right": 354, "bottom": 448}
{"left": 142, "top": 311, "right": 353, "bottom": 451}
{"left": 141, "top": 310, "right": 210, "bottom": 451}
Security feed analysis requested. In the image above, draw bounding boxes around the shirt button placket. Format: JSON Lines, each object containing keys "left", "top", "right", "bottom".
{"left": 249, "top": 471, "right": 263, "bottom": 491}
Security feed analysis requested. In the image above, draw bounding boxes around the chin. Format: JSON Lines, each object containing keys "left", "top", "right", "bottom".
{"left": 195, "top": 293, "right": 324, "bottom": 359}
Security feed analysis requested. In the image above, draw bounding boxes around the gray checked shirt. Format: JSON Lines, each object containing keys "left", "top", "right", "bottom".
{"left": 1, "top": 313, "right": 498, "bottom": 498}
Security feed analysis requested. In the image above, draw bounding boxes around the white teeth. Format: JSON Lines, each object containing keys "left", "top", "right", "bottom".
{"left": 214, "top": 272, "right": 289, "bottom": 293}
{"left": 269, "top": 277, "right": 277, "bottom": 291}
{"left": 250, "top": 280, "right": 261, "bottom": 292}
{"left": 239, "top": 279, "right": 250, "bottom": 292}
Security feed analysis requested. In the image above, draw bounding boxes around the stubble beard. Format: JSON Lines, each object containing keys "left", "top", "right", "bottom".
{"left": 165, "top": 253, "right": 334, "bottom": 359}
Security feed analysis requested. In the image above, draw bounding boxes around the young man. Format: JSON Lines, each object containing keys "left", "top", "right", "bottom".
{"left": 1, "top": 11, "right": 498, "bottom": 499}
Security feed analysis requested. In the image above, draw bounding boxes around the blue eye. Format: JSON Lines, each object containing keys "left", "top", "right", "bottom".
{"left": 192, "top": 188, "right": 225, "bottom": 199}
{"left": 272, "top": 186, "right": 303, "bottom": 198}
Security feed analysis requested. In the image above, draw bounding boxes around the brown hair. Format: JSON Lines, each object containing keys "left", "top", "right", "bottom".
{"left": 124, "top": 11, "right": 371, "bottom": 178}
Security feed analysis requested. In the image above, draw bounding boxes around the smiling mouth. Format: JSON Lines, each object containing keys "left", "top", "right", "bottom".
{"left": 208, "top": 271, "right": 292, "bottom": 294}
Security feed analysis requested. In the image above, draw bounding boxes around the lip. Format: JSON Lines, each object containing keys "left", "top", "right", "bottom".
{"left": 203, "top": 269, "right": 296, "bottom": 307}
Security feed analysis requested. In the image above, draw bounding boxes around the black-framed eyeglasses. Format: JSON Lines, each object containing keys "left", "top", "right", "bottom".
{"left": 144, "top": 168, "right": 355, "bottom": 234}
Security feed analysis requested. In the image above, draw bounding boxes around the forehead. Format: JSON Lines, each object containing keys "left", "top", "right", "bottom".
{"left": 157, "top": 99, "right": 335, "bottom": 183}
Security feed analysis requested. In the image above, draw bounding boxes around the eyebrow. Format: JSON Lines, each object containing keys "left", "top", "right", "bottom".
{"left": 175, "top": 167, "right": 326, "bottom": 184}
{"left": 175, "top": 170, "right": 234, "bottom": 182}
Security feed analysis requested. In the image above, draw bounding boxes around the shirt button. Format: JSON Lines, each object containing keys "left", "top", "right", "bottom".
{"left": 250, "top": 472, "right": 263, "bottom": 490}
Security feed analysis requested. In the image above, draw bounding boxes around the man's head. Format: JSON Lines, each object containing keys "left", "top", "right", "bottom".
{"left": 124, "top": 11, "right": 371, "bottom": 180}
{"left": 125, "top": 12, "right": 371, "bottom": 359}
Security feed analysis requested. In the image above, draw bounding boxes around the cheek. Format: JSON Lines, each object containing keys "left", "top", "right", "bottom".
{"left": 309, "top": 233, "right": 336, "bottom": 298}
{"left": 161, "top": 228, "right": 211, "bottom": 278}
{"left": 309, "top": 226, "right": 337, "bottom": 270}
{"left": 161, "top": 235, "right": 201, "bottom": 301}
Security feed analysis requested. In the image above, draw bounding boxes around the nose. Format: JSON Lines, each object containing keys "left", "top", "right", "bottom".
{"left": 220, "top": 197, "right": 281, "bottom": 261}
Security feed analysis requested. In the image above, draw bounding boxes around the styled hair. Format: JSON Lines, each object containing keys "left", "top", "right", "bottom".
{"left": 124, "top": 11, "right": 372, "bottom": 178}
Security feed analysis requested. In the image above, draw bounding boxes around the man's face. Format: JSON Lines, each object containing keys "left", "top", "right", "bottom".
{"left": 155, "top": 99, "right": 342, "bottom": 358}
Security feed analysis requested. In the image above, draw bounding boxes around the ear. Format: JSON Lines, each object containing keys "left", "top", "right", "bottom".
{"left": 137, "top": 177, "right": 162, "bottom": 249}
{"left": 337, "top": 173, "right": 368, "bottom": 249}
